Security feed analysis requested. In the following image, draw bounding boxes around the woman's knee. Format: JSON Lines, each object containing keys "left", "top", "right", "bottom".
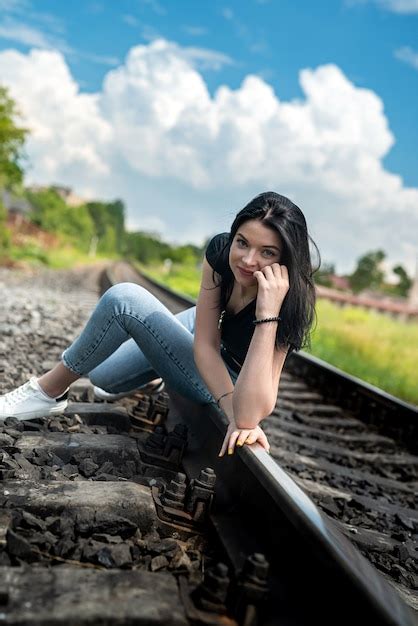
{"left": 101, "top": 282, "right": 149, "bottom": 312}
{"left": 104, "top": 282, "right": 146, "bottom": 300}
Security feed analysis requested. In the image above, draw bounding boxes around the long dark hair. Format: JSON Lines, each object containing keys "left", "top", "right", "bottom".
{"left": 212, "top": 191, "right": 320, "bottom": 353}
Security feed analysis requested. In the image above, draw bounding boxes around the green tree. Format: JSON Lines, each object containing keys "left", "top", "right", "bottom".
{"left": 0, "top": 85, "right": 28, "bottom": 189}
{"left": 169, "top": 243, "right": 202, "bottom": 265}
{"left": 314, "top": 261, "right": 336, "bottom": 287}
{"left": 26, "top": 187, "right": 95, "bottom": 252}
{"left": 392, "top": 265, "right": 412, "bottom": 298}
{"left": 349, "top": 250, "right": 386, "bottom": 294}
{"left": 86, "top": 199, "right": 125, "bottom": 254}
{"left": 124, "top": 231, "right": 171, "bottom": 264}
{"left": 0, "top": 86, "right": 29, "bottom": 254}
{"left": 0, "top": 199, "right": 10, "bottom": 249}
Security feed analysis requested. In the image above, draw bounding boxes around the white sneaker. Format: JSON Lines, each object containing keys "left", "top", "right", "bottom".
{"left": 0, "top": 377, "right": 69, "bottom": 421}
{"left": 93, "top": 379, "right": 165, "bottom": 401}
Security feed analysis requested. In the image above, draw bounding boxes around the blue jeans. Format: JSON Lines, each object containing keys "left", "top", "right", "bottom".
{"left": 61, "top": 282, "right": 237, "bottom": 404}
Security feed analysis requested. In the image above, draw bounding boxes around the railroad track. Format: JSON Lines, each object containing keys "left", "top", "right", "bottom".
{"left": 0, "top": 260, "right": 417, "bottom": 625}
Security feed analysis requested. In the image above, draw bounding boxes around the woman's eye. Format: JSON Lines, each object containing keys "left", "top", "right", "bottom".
{"left": 263, "top": 250, "right": 275, "bottom": 257}
{"left": 237, "top": 239, "right": 247, "bottom": 247}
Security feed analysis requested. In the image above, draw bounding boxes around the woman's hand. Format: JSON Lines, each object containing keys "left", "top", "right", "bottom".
{"left": 218, "top": 419, "right": 270, "bottom": 457}
{"left": 254, "top": 263, "right": 289, "bottom": 318}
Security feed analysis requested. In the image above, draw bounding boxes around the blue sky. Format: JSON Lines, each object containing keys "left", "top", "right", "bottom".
{"left": 0, "top": 0, "right": 417, "bottom": 273}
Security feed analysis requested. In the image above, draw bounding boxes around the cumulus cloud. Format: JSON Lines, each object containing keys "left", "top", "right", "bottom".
{"left": 0, "top": 48, "right": 112, "bottom": 179}
{"left": 0, "top": 38, "right": 417, "bottom": 273}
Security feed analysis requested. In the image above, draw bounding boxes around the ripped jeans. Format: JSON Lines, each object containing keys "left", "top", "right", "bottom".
{"left": 61, "top": 282, "right": 237, "bottom": 404}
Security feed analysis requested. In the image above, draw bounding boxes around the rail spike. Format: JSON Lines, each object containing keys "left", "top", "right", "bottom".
{"left": 185, "top": 467, "right": 216, "bottom": 522}
{"left": 192, "top": 561, "right": 230, "bottom": 614}
{"left": 233, "top": 553, "right": 270, "bottom": 624}
{"left": 160, "top": 472, "right": 187, "bottom": 510}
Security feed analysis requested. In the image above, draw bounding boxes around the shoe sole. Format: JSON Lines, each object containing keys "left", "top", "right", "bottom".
{"left": 94, "top": 382, "right": 165, "bottom": 401}
{"left": 93, "top": 390, "right": 131, "bottom": 401}
{"left": 0, "top": 402, "right": 68, "bottom": 422}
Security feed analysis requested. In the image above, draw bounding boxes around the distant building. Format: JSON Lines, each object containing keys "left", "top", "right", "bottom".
{"left": 26, "top": 184, "right": 87, "bottom": 207}
{"left": 1, "top": 189, "right": 32, "bottom": 228}
{"left": 51, "top": 185, "right": 86, "bottom": 207}
{"left": 328, "top": 274, "right": 350, "bottom": 291}
{"left": 316, "top": 284, "right": 418, "bottom": 320}
{"left": 408, "top": 259, "right": 418, "bottom": 309}
{"left": 1, "top": 189, "right": 31, "bottom": 216}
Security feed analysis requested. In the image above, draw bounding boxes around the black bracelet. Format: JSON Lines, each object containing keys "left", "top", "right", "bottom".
{"left": 253, "top": 316, "right": 281, "bottom": 325}
{"left": 216, "top": 390, "right": 233, "bottom": 407}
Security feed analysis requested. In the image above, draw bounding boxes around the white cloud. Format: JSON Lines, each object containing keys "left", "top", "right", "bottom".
{"left": 86, "top": 2, "right": 104, "bottom": 15}
{"left": 126, "top": 213, "right": 166, "bottom": 234}
{"left": 348, "top": 0, "right": 418, "bottom": 12}
{"left": 0, "top": 0, "right": 66, "bottom": 34}
{"left": 182, "top": 25, "right": 208, "bottom": 37}
{"left": 0, "top": 0, "right": 29, "bottom": 13}
{"left": 395, "top": 46, "right": 418, "bottom": 69}
{"left": 0, "top": 39, "right": 417, "bottom": 274}
{"left": 0, "top": 15, "right": 118, "bottom": 66}
{"left": 81, "top": 51, "right": 120, "bottom": 67}
{"left": 376, "top": 0, "right": 418, "bottom": 13}
{"left": 180, "top": 46, "right": 234, "bottom": 71}
{"left": 122, "top": 14, "right": 140, "bottom": 27}
{"left": 0, "top": 48, "right": 112, "bottom": 178}
{"left": 0, "top": 18, "right": 53, "bottom": 47}
{"left": 138, "top": 0, "right": 166, "bottom": 16}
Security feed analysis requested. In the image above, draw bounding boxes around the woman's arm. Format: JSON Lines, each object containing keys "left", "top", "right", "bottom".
{"left": 193, "top": 257, "right": 235, "bottom": 422}
{"left": 233, "top": 331, "right": 288, "bottom": 428}
{"left": 232, "top": 263, "right": 290, "bottom": 429}
{"left": 194, "top": 257, "right": 284, "bottom": 453}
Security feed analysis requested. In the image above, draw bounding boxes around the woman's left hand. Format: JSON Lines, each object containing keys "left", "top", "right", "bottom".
{"left": 254, "top": 263, "right": 289, "bottom": 318}
{"left": 218, "top": 420, "right": 270, "bottom": 457}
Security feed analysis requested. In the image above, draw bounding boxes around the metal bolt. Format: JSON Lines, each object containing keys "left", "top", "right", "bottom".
{"left": 161, "top": 424, "right": 188, "bottom": 465}
{"left": 161, "top": 472, "right": 187, "bottom": 509}
{"left": 243, "top": 553, "right": 269, "bottom": 582}
{"left": 198, "top": 467, "right": 216, "bottom": 487}
{"left": 145, "top": 425, "right": 167, "bottom": 450}
{"left": 214, "top": 563, "right": 228, "bottom": 578}
{"left": 173, "top": 424, "right": 188, "bottom": 438}
{"left": 167, "top": 473, "right": 187, "bottom": 495}
{"left": 194, "top": 561, "right": 230, "bottom": 611}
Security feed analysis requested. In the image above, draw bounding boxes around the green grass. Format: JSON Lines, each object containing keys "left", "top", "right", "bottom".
{"left": 42, "top": 247, "right": 118, "bottom": 269}
{"left": 2, "top": 242, "right": 117, "bottom": 269}
{"left": 308, "top": 299, "right": 418, "bottom": 406}
{"left": 135, "top": 261, "right": 202, "bottom": 299}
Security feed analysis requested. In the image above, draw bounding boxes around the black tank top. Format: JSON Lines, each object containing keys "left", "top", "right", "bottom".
{"left": 205, "top": 233, "right": 256, "bottom": 373}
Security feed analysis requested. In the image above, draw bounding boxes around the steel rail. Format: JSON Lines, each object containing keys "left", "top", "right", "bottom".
{"left": 104, "top": 261, "right": 418, "bottom": 626}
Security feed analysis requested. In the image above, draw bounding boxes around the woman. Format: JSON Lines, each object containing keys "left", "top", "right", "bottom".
{"left": 0, "top": 192, "right": 318, "bottom": 457}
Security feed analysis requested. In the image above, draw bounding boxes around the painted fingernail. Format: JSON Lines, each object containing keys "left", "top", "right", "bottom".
{"left": 236, "top": 442, "right": 243, "bottom": 447}
{"left": 228, "top": 449, "right": 233, "bottom": 455}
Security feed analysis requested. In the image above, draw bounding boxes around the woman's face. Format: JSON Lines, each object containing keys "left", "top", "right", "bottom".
{"left": 229, "top": 219, "right": 282, "bottom": 287}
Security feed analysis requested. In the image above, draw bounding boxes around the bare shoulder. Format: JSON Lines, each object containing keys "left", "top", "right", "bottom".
{"left": 199, "top": 256, "right": 222, "bottom": 289}
{"left": 194, "top": 258, "right": 222, "bottom": 350}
